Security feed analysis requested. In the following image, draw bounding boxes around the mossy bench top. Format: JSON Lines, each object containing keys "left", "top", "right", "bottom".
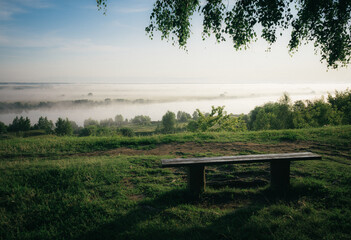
{"left": 162, "top": 152, "right": 321, "bottom": 167}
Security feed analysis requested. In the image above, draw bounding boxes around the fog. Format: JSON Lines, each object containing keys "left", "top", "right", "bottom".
{"left": 0, "top": 83, "right": 349, "bottom": 126}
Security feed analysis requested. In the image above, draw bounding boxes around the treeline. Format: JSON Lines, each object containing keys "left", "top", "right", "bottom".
{"left": 0, "top": 116, "right": 75, "bottom": 136}
{"left": 245, "top": 89, "right": 351, "bottom": 130}
{"left": 1, "top": 89, "right": 350, "bottom": 137}
{"left": 0, "top": 98, "right": 154, "bottom": 114}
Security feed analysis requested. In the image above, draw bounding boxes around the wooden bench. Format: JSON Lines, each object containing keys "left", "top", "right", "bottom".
{"left": 162, "top": 152, "right": 321, "bottom": 195}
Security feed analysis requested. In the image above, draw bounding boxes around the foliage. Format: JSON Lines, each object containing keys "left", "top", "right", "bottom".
{"left": 328, "top": 88, "right": 351, "bottom": 124}
{"left": 176, "top": 111, "right": 192, "bottom": 122}
{"left": 292, "top": 99, "right": 342, "bottom": 128}
{"left": 140, "top": 0, "right": 351, "bottom": 68}
{"left": 118, "top": 127, "right": 135, "bottom": 137}
{"left": 100, "top": 118, "right": 114, "bottom": 127}
{"left": 33, "top": 117, "right": 54, "bottom": 134}
{"left": 187, "top": 120, "right": 199, "bottom": 132}
{"left": 79, "top": 127, "right": 94, "bottom": 137}
{"left": 69, "top": 120, "right": 81, "bottom": 134}
{"left": 55, "top": 118, "right": 73, "bottom": 136}
{"left": 189, "top": 106, "right": 247, "bottom": 132}
{"left": 248, "top": 94, "right": 293, "bottom": 130}
{"left": 247, "top": 93, "right": 346, "bottom": 131}
{"left": 0, "top": 121, "right": 7, "bottom": 134}
{"left": 162, "top": 111, "right": 176, "bottom": 133}
{"left": 131, "top": 115, "right": 152, "bottom": 125}
{"left": 192, "top": 110, "right": 199, "bottom": 120}
{"left": 84, "top": 118, "right": 99, "bottom": 127}
{"left": 8, "top": 116, "right": 31, "bottom": 132}
{"left": 115, "top": 114, "right": 124, "bottom": 126}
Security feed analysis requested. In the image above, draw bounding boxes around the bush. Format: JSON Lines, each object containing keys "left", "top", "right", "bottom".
{"left": 79, "top": 127, "right": 93, "bottom": 137}
{"left": 119, "top": 127, "right": 135, "bottom": 137}
{"left": 187, "top": 120, "right": 199, "bottom": 132}
{"left": 23, "top": 130, "right": 46, "bottom": 137}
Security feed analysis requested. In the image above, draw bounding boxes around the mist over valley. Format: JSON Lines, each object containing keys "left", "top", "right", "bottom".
{"left": 0, "top": 83, "right": 349, "bottom": 126}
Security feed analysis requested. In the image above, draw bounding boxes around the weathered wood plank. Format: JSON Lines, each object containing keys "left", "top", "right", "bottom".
{"left": 162, "top": 152, "right": 321, "bottom": 167}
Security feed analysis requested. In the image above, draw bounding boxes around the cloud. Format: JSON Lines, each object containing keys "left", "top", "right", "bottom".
{"left": 0, "top": 0, "right": 52, "bottom": 20}
{"left": 0, "top": 1, "right": 24, "bottom": 20}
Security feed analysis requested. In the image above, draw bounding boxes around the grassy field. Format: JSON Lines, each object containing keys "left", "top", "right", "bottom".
{"left": 1, "top": 125, "right": 351, "bottom": 239}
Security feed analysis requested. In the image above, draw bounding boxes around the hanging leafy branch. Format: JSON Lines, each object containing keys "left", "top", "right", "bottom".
{"left": 97, "top": 0, "right": 351, "bottom": 68}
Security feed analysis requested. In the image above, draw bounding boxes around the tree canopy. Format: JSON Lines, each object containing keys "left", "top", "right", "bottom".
{"left": 97, "top": 0, "right": 351, "bottom": 68}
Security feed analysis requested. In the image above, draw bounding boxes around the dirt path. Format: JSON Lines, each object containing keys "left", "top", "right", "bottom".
{"left": 78, "top": 141, "right": 350, "bottom": 159}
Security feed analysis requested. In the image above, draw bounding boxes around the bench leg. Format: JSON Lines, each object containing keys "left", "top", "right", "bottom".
{"left": 188, "top": 165, "right": 206, "bottom": 195}
{"left": 270, "top": 160, "right": 290, "bottom": 190}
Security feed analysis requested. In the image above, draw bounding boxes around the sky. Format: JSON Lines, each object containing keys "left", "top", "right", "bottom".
{"left": 0, "top": 0, "right": 350, "bottom": 84}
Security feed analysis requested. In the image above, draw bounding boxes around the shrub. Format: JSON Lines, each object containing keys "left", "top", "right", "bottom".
{"left": 119, "top": 127, "right": 135, "bottom": 137}
{"left": 79, "top": 127, "right": 93, "bottom": 137}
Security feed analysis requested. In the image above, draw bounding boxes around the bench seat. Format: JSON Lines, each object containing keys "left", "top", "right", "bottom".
{"left": 161, "top": 152, "right": 321, "bottom": 195}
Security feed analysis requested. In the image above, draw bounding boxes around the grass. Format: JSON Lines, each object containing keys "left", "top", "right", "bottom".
{"left": 0, "top": 125, "right": 351, "bottom": 239}
{"left": 1, "top": 125, "right": 350, "bottom": 158}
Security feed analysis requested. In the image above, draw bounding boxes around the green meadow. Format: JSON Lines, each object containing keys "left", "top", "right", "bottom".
{"left": 1, "top": 125, "right": 351, "bottom": 240}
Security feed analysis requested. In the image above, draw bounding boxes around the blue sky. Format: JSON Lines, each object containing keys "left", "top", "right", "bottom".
{"left": 0, "top": 0, "right": 350, "bottom": 84}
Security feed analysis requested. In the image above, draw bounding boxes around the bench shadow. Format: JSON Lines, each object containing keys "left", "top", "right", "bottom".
{"left": 74, "top": 182, "right": 321, "bottom": 240}
{"left": 207, "top": 168, "right": 270, "bottom": 189}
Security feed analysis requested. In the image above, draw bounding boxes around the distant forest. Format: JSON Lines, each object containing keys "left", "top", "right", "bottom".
{"left": 0, "top": 89, "right": 350, "bottom": 137}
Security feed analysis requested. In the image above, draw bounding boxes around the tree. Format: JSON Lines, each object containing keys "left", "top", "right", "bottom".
{"left": 8, "top": 116, "right": 31, "bottom": 132}
{"left": 100, "top": 118, "right": 114, "bottom": 127}
{"left": 34, "top": 117, "right": 54, "bottom": 134}
{"left": 55, "top": 118, "right": 73, "bottom": 136}
{"left": 114, "top": 114, "right": 124, "bottom": 126}
{"left": 131, "top": 115, "right": 151, "bottom": 125}
{"left": 189, "top": 106, "right": 247, "bottom": 132}
{"left": 69, "top": 120, "right": 81, "bottom": 134}
{"left": 84, "top": 118, "right": 99, "bottom": 127}
{"left": 98, "top": 0, "right": 351, "bottom": 68}
{"left": 328, "top": 89, "right": 351, "bottom": 124}
{"left": 162, "top": 111, "right": 176, "bottom": 133}
{"left": 0, "top": 121, "right": 7, "bottom": 134}
{"left": 192, "top": 110, "right": 199, "bottom": 120}
{"left": 177, "top": 111, "right": 192, "bottom": 122}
